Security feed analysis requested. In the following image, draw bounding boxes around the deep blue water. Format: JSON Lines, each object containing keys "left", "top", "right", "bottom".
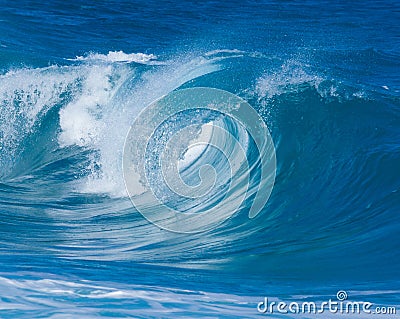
{"left": 0, "top": 0, "right": 399, "bottom": 318}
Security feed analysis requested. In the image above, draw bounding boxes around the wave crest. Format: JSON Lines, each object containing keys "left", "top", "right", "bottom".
{"left": 69, "top": 50, "right": 158, "bottom": 64}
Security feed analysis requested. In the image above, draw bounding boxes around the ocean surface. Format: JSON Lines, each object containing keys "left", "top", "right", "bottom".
{"left": 0, "top": 0, "right": 399, "bottom": 318}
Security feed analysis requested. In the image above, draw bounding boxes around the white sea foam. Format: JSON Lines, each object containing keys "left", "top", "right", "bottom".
{"left": 0, "top": 52, "right": 221, "bottom": 192}
{"left": 58, "top": 55, "right": 221, "bottom": 196}
{"left": 70, "top": 50, "right": 158, "bottom": 64}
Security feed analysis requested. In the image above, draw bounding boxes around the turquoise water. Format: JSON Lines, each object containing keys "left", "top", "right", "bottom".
{"left": 0, "top": 1, "right": 399, "bottom": 317}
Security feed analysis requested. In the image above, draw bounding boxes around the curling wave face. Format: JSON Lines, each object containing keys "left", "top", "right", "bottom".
{"left": 0, "top": 49, "right": 399, "bottom": 316}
